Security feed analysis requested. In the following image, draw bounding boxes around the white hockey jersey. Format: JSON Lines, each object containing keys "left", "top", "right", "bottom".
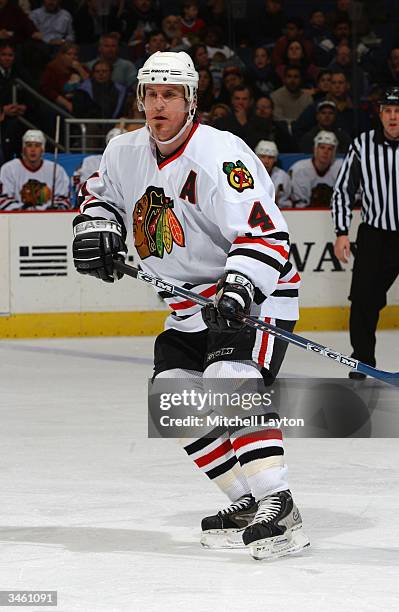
{"left": 270, "top": 166, "right": 292, "bottom": 209}
{"left": 289, "top": 158, "right": 343, "bottom": 208}
{"left": 75, "top": 154, "right": 102, "bottom": 187}
{"left": 0, "top": 159, "right": 71, "bottom": 211}
{"left": 78, "top": 123, "right": 300, "bottom": 332}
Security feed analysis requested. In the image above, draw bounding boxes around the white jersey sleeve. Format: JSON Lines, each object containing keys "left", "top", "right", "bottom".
{"left": 201, "top": 147, "right": 290, "bottom": 300}
{"left": 77, "top": 145, "right": 128, "bottom": 234}
{"left": 272, "top": 167, "right": 292, "bottom": 208}
{"left": 53, "top": 163, "right": 71, "bottom": 210}
{"left": 289, "top": 160, "right": 312, "bottom": 208}
{"left": 0, "top": 161, "right": 20, "bottom": 210}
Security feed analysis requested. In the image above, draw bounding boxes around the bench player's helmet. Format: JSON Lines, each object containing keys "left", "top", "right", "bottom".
{"left": 314, "top": 130, "right": 338, "bottom": 148}
{"left": 255, "top": 140, "right": 279, "bottom": 158}
{"left": 137, "top": 51, "right": 199, "bottom": 144}
{"left": 22, "top": 129, "right": 46, "bottom": 150}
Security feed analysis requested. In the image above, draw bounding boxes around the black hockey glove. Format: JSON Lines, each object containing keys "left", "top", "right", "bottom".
{"left": 202, "top": 272, "right": 255, "bottom": 333}
{"left": 72, "top": 214, "right": 127, "bottom": 283}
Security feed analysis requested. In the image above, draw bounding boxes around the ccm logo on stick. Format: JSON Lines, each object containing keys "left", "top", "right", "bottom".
{"left": 138, "top": 272, "right": 174, "bottom": 293}
{"left": 306, "top": 344, "right": 358, "bottom": 368}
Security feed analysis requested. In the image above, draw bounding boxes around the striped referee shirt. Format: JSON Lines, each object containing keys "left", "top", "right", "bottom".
{"left": 331, "top": 128, "right": 399, "bottom": 235}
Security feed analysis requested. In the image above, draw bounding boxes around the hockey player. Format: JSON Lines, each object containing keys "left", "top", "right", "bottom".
{"left": 290, "top": 130, "right": 342, "bottom": 208}
{"left": 255, "top": 140, "right": 292, "bottom": 208}
{"left": 72, "top": 51, "right": 309, "bottom": 561}
{"left": 0, "top": 130, "right": 71, "bottom": 211}
{"left": 72, "top": 128, "right": 127, "bottom": 197}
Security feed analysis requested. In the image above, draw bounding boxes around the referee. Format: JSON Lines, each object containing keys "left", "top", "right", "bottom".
{"left": 331, "top": 86, "right": 399, "bottom": 379}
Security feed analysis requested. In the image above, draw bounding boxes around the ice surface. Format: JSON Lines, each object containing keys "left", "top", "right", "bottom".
{"left": 0, "top": 332, "right": 398, "bottom": 612}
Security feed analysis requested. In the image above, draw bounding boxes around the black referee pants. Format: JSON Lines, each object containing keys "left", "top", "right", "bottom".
{"left": 349, "top": 223, "right": 399, "bottom": 366}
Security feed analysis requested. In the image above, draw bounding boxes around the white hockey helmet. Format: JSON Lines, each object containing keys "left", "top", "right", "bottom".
{"left": 255, "top": 140, "right": 279, "bottom": 158}
{"left": 22, "top": 129, "right": 46, "bottom": 148}
{"left": 313, "top": 130, "right": 338, "bottom": 148}
{"left": 105, "top": 127, "right": 126, "bottom": 146}
{"left": 137, "top": 51, "right": 198, "bottom": 121}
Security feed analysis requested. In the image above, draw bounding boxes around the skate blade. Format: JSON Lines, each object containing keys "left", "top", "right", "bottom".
{"left": 200, "top": 528, "right": 245, "bottom": 549}
{"left": 248, "top": 526, "right": 310, "bottom": 561}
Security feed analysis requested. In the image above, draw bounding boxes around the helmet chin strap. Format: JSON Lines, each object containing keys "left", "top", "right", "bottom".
{"left": 146, "top": 98, "right": 196, "bottom": 146}
{"left": 147, "top": 115, "right": 193, "bottom": 146}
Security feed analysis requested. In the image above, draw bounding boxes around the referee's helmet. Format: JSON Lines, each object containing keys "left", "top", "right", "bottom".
{"left": 379, "top": 86, "right": 399, "bottom": 106}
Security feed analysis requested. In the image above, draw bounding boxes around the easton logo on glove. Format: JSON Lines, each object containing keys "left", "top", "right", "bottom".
{"left": 222, "top": 160, "right": 254, "bottom": 192}
{"left": 133, "top": 186, "right": 185, "bottom": 260}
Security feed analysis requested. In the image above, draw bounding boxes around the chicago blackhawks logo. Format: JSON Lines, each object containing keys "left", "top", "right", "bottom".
{"left": 133, "top": 186, "right": 185, "bottom": 260}
{"left": 20, "top": 179, "right": 51, "bottom": 207}
{"left": 222, "top": 160, "right": 254, "bottom": 192}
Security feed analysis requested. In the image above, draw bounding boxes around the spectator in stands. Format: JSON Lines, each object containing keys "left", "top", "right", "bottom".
{"left": 0, "top": 0, "right": 40, "bottom": 44}
{"left": 190, "top": 43, "right": 209, "bottom": 69}
{"left": 271, "top": 65, "right": 313, "bottom": 125}
{"left": 271, "top": 17, "right": 314, "bottom": 66}
{"left": 207, "top": 102, "right": 230, "bottom": 125}
{"left": 329, "top": 43, "right": 367, "bottom": 97}
{"left": 290, "top": 131, "right": 343, "bottom": 208}
{"left": 73, "top": 60, "right": 126, "bottom": 119}
{"left": 276, "top": 40, "right": 320, "bottom": 88}
{"left": 310, "top": 69, "right": 332, "bottom": 103}
{"left": 307, "top": 9, "right": 336, "bottom": 67}
{"left": 179, "top": 0, "right": 205, "bottom": 41}
{"left": 254, "top": 95, "right": 296, "bottom": 152}
{"left": 246, "top": 46, "right": 280, "bottom": 97}
{"left": 0, "top": 129, "right": 71, "bottom": 211}
{"left": 122, "top": 0, "right": 161, "bottom": 52}
{"left": 308, "top": 15, "right": 351, "bottom": 69}
{"left": 86, "top": 33, "right": 137, "bottom": 90}
{"left": 214, "top": 85, "right": 267, "bottom": 149}
{"left": 30, "top": 0, "right": 74, "bottom": 47}
{"left": 40, "top": 41, "right": 89, "bottom": 113}
{"left": 197, "top": 67, "right": 215, "bottom": 115}
{"left": 203, "top": 25, "right": 234, "bottom": 61}
{"left": 119, "top": 91, "right": 145, "bottom": 125}
{"left": 216, "top": 65, "right": 243, "bottom": 104}
{"left": 326, "top": 0, "right": 352, "bottom": 29}
{"left": 371, "top": 47, "right": 399, "bottom": 88}
{"left": 161, "top": 14, "right": 188, "bottom": 52}
{"left": 299, "top": 100, "right": 352, "bottom": 153}
{"left": 293, "top": 70, "right": 355, "bottom": 139}
{"left": 134, "top": 29, "right": 168, "bottom": 69}
{"left": 73, "top": 0, "right": 121, "bottom": 45}
{"left": 255, "top": 140, "right": 292, "bottom": 208}
{"left": 244, "top": 0, "right": 286, "bottom": 47}
{"left": 0, "top": 42, "right": 29, "bottom": 160}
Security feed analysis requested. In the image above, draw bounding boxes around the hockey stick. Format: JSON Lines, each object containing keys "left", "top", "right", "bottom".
{"left": 114, "top": 260, "right": 399, "bottom": 388}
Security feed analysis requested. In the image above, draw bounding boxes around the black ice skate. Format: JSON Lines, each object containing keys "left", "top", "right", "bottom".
{"left": 200, "top": 493, "right": 258, "bottom": 549}
{"left": 242, "top": 490, "right": 310, "bottom": 560}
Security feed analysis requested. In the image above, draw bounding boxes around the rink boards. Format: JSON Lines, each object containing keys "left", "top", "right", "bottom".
{"left": 0, "top": 210, "right": 398, "bottom": 337}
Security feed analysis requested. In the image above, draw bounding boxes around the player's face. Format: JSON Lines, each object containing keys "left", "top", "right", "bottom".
{"left": 380, "top": 105, "right": 399, "bottom": 139}
{"left": 144, "top": 84, "right": 188, "bottom": 142}
{"left": 23, "top": 142, "right": 43, "bottom": 163}
{"left": 315, "top": 143, "right": 334, "bottom": 165}
{"left": 258, "top": 154, "right": 275, "bottom": 174}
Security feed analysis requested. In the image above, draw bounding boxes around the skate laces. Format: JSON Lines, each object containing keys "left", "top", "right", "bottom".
{"left": 219, "top": 494, "right": 253, "bottom": 517}
{"left": 253, "top": 495, "right": 281, "bottom": 524}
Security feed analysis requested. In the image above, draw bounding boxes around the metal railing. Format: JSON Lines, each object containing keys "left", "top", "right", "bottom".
{"left": 64, "top": 118, "right": 145, "bottom": 153}
{"left": 12, "top": 78, "right": 74, "bottom": 152}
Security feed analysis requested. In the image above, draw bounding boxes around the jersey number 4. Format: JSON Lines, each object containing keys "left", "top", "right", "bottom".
{"left": 248, "top": 201, "right": 275, "bottom": 232}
